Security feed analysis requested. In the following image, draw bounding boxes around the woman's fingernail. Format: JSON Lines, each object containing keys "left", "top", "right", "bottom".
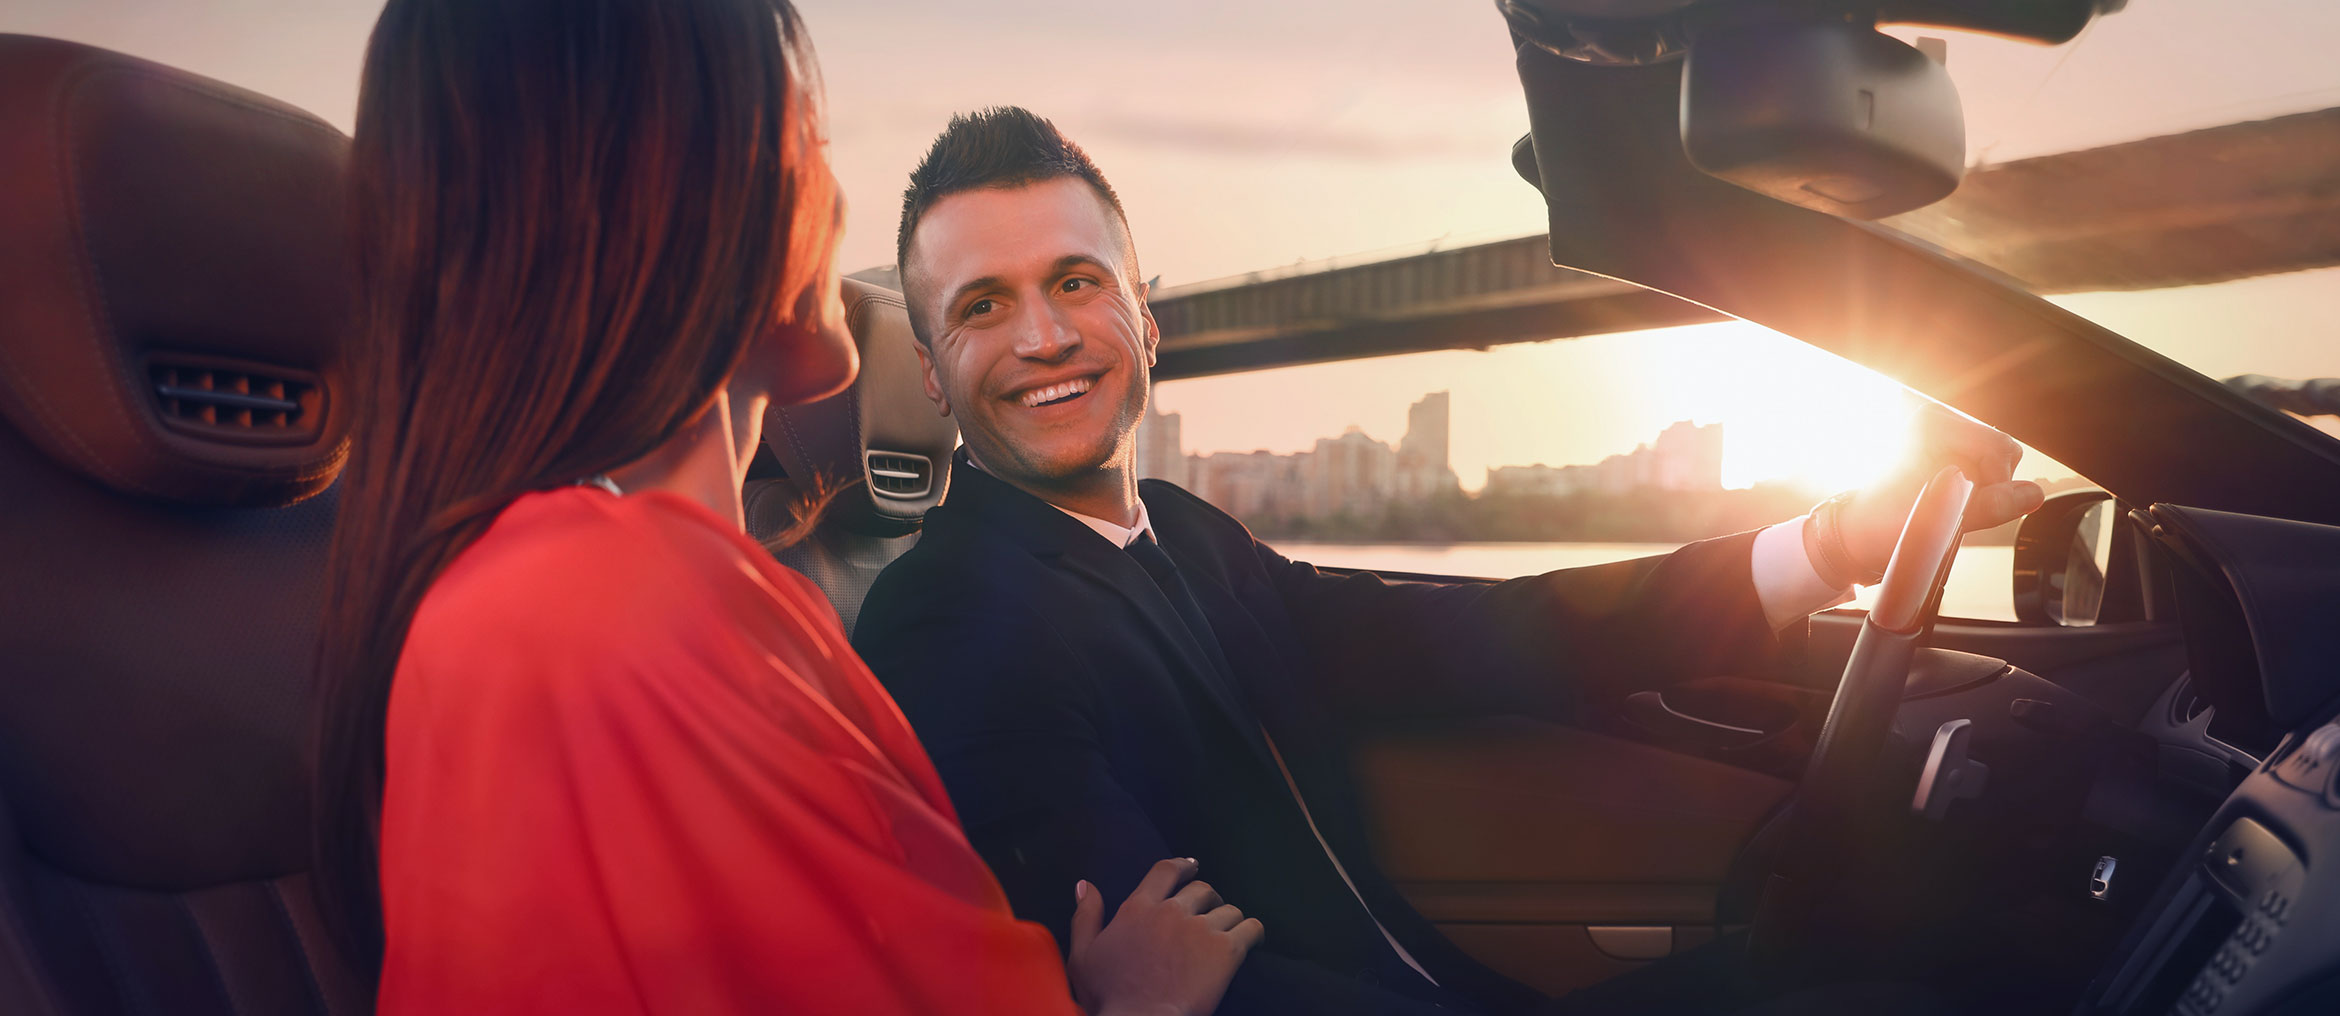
{"left": 1075, "top": 880, "right": 1089, "bottom": 902}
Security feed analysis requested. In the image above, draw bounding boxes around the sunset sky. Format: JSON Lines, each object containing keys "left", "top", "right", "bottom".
{"left": 16, "top": 0, "right": 2338, "bottom": 493}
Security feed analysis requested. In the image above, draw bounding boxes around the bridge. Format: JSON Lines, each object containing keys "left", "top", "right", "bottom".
{"left": 1147, "top": 107, "right": 2340, "bottom": 379}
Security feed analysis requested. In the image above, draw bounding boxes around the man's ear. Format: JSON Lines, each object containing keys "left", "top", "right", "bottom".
{"left": 913, "top": 340, "right": 952, "bottom": 418}
{"left": 1136, "top": 279, "right": 1161, "bottom": 368}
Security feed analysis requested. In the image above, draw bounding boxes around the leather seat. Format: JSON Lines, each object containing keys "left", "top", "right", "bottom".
{"left": 747, "top": 275, "right": 957, "bottom": 636}
{"left": 0, "top": 35, "right": 365, "bottom": 1016}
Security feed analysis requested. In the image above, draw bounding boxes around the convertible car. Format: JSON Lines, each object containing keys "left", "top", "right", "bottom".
{"left": 2, "top": 0, "right": 2337, "bottom": 1013}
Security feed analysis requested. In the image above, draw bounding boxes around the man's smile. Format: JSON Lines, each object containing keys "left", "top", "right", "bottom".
{"left": 1009, "top": 371, "right": 1101, "bottom": 409}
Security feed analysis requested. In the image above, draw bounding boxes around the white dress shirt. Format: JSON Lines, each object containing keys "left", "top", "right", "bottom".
{"left": 1750, "top": 515, "right": 1858, "bottom": 629}
{"left": 1052, "top": 499, "right": 1155, "bottom": 550}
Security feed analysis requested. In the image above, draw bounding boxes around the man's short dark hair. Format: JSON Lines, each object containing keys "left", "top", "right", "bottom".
{"left": 896, "top": 107, "right": 1138, "bottom": 334}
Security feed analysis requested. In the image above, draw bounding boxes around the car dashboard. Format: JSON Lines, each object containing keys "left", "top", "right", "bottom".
{"left": 2079, "top": 505, "right": 2340, "bottom": 1014}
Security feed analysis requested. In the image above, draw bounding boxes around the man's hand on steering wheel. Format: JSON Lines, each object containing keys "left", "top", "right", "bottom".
{"left": 1835, "top": 403, "right": 2046, "bottom": 578}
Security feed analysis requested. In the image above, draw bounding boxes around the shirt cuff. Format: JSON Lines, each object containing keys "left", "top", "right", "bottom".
{"left": 1752, "top": 517, "right": 1855, "bottom": 631}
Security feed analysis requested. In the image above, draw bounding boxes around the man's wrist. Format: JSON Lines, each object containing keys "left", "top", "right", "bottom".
{"left": 1804, "top": 492, "right": 1884, "bottom": 589}
{"left": 1755, "top": 519, "right": 1852, "bottom": 628}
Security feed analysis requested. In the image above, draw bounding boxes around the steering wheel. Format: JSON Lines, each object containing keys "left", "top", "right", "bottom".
{"left": 1747, "top": 465, "right": 1975, "bottom": 966}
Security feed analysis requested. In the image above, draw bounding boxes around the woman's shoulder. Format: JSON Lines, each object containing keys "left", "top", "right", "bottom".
{"left": 404, "top": 487, "right": 812, "bottom": 671}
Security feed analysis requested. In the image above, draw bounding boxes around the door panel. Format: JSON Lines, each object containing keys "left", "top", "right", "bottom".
{"left": 1353, "top": 717, "right": 1789, "bottom": 996}
{"left": 1349, "top": 614, "right": 2180, "bottom": 997}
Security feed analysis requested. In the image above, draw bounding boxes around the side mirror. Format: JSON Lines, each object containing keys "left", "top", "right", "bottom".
{"left": 2012, "top": 489, "right": 2125, "bottom": 626}
{"left": 1680, "top": 21, "right": 1964, "bottom": 219}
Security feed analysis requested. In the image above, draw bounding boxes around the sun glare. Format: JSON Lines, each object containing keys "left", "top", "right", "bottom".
{"left": 1667, "top": 325, "right": 1922, "bottom": 493}
{"left": 1717, "top": 383, "right": 1918, "bottom": 492}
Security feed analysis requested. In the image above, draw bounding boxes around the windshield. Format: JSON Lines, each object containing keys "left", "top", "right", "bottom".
{"left": 14, "top": 0, "right": 2332, "bottom": 621}
{"left": 1876, "top": 1, "right": 2340, "bottom": 435}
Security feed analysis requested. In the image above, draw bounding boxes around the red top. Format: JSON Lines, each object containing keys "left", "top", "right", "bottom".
{"left": 377, "top": 487, "right": 1080, "bottom": 1015}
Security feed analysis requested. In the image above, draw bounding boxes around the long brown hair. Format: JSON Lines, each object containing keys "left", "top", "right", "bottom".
{"left": 312, "top": 0, "right": 838, "bottom": 968}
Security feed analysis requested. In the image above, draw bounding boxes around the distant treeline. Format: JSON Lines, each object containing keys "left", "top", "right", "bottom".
{"left": 1244, "top": 476, "right": 2097, "bottom": 546}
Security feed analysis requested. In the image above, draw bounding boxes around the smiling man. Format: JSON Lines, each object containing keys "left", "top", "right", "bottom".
{"left": 852, "top": 106, "right": 2035, "bottom": 1015}
{"left": 900, "top": 172, "right": 1152, "bottom": 523}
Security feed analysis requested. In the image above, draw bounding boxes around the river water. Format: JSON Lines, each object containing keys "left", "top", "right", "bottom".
{"left": 1275, "top": 542, "right": 2021, "bottom": 622}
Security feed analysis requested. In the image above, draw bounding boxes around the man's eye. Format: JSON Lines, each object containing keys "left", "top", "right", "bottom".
{"left": 1061, "top": 278, "right": 1090, "bottom": 293}
{"left": 966, "top": 298, "right": 996, "bottom": 317}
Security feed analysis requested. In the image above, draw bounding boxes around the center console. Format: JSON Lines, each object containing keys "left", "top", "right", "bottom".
{"left": 2082, "top": 722, "right": 2340, "bottom": 1014}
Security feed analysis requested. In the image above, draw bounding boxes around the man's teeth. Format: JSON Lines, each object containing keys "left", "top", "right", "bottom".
{"left": 1020, "top": 377, "right": 1094, "bottom": 407}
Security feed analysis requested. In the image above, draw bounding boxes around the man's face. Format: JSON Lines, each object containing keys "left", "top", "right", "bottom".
{"left": 905, "top": 176, "right": 1158, "bottom": 491}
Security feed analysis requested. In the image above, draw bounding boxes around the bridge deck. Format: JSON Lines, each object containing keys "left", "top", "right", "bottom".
{"left": 1150, "top": 108, "right": 2340, "bottom": 379}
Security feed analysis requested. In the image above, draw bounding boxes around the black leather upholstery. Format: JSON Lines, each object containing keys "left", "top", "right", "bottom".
{"left": 749, "top": 276, "right": 957, "bottom": 636}
{"left": 0, "top": 35, "right": 362, "bottom": 1016}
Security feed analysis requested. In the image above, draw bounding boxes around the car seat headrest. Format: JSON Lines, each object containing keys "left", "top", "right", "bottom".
{"left": 0, "top": 35, "right": 352, "bottom": 508}
{"left": 764, "top": 276, "right": 958, "bottom": 536}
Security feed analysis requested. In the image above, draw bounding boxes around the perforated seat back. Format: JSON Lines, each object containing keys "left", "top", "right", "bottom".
{"left": 0, "top": 36, "right": 364, "bottom": 1016}
{"left": 748, "top": 276, "right": 957, "bottom": 636}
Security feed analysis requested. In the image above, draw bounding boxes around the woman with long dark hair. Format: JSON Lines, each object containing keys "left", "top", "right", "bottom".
{"left": 311, "top": 1, "right": 1258, "bottom": 1012}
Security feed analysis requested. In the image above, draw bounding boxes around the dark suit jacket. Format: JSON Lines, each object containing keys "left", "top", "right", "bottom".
{"left": 853, "top": 453, "right": 1793, "bottom": 1014}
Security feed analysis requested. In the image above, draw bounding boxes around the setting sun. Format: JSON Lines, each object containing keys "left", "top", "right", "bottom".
{"left": 1685, "top": 329, "right": 1923, "bottom": 493}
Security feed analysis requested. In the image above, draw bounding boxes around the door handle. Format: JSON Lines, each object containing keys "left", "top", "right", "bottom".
{"left": 1623, "top": 690, "right": 1776, "bottom": 751}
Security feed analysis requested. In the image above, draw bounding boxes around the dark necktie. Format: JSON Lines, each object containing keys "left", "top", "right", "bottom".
{"left": 1126, "top": 533, "right": 1240, "bottom": 681}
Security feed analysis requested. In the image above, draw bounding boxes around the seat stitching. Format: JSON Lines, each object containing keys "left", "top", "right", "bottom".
{"left": 780, "top": 411, "right": 821, "bottom": 504}
{"left": 176, "top": 893, "right": 243, "bottom": 1016}
{"left": 0, "top": 60, "right": 129, "bottom": 488}
{"left": 843, "top": 383, "right": 866, "bottom": 489}
{"left": 68, "top": 884, "right": 143, "bottom": 1016}
{"left": 263, "top": 880, "right": 331, "bottom": 1016}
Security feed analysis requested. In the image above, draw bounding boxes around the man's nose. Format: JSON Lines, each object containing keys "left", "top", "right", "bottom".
{"left": 1011, "top": 300, "right": 1080, "bottom": 362}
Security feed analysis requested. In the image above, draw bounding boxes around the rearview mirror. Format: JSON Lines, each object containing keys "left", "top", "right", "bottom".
{"left": 1680, "top": 21, "right": 1964, "bottom": 219}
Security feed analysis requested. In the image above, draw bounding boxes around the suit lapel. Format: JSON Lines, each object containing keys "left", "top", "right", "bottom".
{"left": 933, "top": 453, "right": 1277, "bottom": 771}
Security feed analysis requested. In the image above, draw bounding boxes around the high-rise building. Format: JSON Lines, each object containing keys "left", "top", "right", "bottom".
{"left": 1187, "top": 450, "right": 1307, "bottom": 522}
{"left": 1306, "top": 427, "right": 1397, "bottom": 517}
{"left": 1134, "top": 401, "right": 1188, "bottom": 486}
{"left": 1649, "top": 420, "right": 1724, "bottom": 491}
{"left": 1399, "top": 391, "right": 1450, "bottom": 472}
{"left": 1395, "top": 390, "right": 1460, "bottom": 501}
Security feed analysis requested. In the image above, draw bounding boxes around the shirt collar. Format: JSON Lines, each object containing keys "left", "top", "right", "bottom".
{"left": 964, "top": 451, "right": 1153, "bottom": 549}
{"left": 1056, "top": 499, "right": 1154, "bottom": 550}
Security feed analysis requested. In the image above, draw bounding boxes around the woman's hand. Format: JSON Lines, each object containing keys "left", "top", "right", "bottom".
{"left": 1068, "top": 857, "right": 1263, "bottom": 1016}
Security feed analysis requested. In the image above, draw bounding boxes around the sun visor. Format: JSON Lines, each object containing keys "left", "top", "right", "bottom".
{"left": 0, "top": 36, "right": 352, "bottom": 507}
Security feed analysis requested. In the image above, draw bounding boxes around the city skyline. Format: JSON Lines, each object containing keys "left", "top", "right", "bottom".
{"left": 1137, "top": 390, "right": 1843, "bottom": 545}
{"left": 1136, "top": 390, "right": 1787, "bottom": 535}
{"left": 1139, "top": 390, "right": 1465, "bottom": 526}
{"left": 1142, "top": 388, "right": 1744, "bottom": 497}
